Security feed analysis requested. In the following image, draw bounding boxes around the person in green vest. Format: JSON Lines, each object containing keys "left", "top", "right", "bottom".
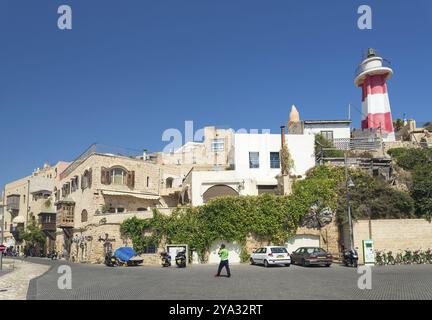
{"left": 215, "top": 244, "right": 231, "bottom": 278}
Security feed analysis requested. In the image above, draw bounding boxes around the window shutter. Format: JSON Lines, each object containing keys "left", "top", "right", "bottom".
{"left": 127, "top": 171, "right": 135, "bottom": 188}
{"left": 101, "top": 167, "right": 108, "bottom": 185}
{"left": 88, "top": 169, "right": 93, "bottom": 188}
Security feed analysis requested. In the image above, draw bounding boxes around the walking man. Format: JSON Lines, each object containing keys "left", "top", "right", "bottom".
{"left": 215, "top": 244, "right": 231, "bottom": 278}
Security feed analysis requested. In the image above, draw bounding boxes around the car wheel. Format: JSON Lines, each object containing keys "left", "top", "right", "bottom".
{"left": 325, "top": 264, "right": 331, "bottom": 267}
{"left": 264, "top": 260, "right": 269, "bottom": 268}
{"left": 285, "top": 263, "right": 291, "bottom": 267}
{"left": 250, "top": 258, "right": 255, "bottom": 265}
{"left": 302, "top": 259, "right": 307, "bottom": 267}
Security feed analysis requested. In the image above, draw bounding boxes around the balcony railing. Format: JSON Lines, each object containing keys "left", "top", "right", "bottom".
{"left": 6, "top": 195, "right": 20, "bottom": 211}
{"left": 41, "top": 221, "right": 57, "bottom": 231}
{"left": 57, "top": 214, "right": 74, "bottom": 228}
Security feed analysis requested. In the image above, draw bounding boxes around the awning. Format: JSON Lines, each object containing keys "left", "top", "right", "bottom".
{"left": 101, "top": 190, "right": 160, "bottom": 200}
{"left": 12, "top": 216, "right": 26, "bottom": 224}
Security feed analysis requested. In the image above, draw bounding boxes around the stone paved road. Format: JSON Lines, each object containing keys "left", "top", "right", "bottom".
{"left": 0, "top": 259, "right": 49, "bottom": 300}
{"left": 25, "top": 258, "right": 432, "bottom": 300}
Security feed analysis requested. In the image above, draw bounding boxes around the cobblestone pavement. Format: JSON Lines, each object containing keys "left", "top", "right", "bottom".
{"left": 0, "top": 258, "right": 50, "bottom": 300}
{"left": 25, "top": 258, "right": 432, "bottom": 300}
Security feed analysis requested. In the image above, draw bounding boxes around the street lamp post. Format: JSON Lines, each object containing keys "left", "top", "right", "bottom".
{"left": 0, "top": 204, "right": 4, "bottom": 271}
{"left": 344, "top": 152, "right": 355, "bottom": 250}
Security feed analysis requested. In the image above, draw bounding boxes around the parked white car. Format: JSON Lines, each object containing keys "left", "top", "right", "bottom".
{"left": 250, "top": 246, "right": 291, "bottom": 267}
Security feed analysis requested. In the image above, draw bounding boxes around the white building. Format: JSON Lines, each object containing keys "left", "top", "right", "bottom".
{"left": 181, "top": 132, "right": 315, "bottom": 207}
{"left": 302, "top": 120, "right": 351, "bottom": 141}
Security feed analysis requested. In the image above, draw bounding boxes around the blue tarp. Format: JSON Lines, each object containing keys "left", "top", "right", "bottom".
{"left": 114, "top": 247, "right": 138, "bottom": 262}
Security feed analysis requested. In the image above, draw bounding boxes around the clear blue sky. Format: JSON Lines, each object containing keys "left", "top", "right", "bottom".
{"left": 1, "top": 0, "right": 431, "bottom": 188}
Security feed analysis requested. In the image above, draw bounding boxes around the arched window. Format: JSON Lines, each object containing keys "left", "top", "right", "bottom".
{"left": 110, "top": 168, "right": 127, "bottom": 185}
{"left": 81, "top": 210, "right": 88, "bottom": 223}
{"left": 166, "top": 177, "right": 174, "bottom": 189}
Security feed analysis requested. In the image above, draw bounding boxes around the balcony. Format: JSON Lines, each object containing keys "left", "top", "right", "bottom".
{"left": 6, "top": 194, "right": 20, "bottom": 212}
{"left": 39, "top": 213, "right": 57, "bottom": 232}
{"left": 159, "top": 186, "right": 182, "bottom": 196}
{"left": 56, "top": 199, "right": 75, "bottom": 228}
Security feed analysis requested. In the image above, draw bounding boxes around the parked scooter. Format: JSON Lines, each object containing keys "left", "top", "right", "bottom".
{"left": 160, "top": 252, "right": 172, "bottom": 267}
{"left": 175, "top": 250, "right": 187, "bottom": 268}
{"left": 342, "top": 248, "right": 359, "bottom": 267}
{"left": 105, "top": 251, "right": 118, "bottom": 267}
{"left": 47, "top": 250, "right": 58, "bottom": 260}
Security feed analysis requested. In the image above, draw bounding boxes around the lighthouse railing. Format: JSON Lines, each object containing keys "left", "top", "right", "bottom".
{"left": 355, "top": 58, "right": 392, "bottom": 77}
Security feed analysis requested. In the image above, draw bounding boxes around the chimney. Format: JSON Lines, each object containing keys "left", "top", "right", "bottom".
{"left": 280, "top": 126, "right": 286, "bottom": 148}
{"left": 280, "top": 126, "right": 286, "bottom": 175}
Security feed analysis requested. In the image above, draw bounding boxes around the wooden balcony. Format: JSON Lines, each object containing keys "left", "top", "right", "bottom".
{"left": 39, "top": 213, "right": 57, "bottom": 232}
{"left": 55, "top": 199, "right": 75, "bottom": 228}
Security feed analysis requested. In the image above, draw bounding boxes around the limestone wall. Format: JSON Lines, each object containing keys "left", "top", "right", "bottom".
{"left": 344, "top": 219, "right": 432, "bottom": 264}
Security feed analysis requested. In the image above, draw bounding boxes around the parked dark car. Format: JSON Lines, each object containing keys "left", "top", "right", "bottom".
{"left": 290, "top": 247, "right": 333, "bottom": 267}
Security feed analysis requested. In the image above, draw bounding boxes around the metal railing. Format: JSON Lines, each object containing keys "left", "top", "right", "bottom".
{"left": 60, "top": 144, "right": 151, "bottom": 180}
{"left": 355, "top": 57, "right": 392, "bottom": 77}
{"left": 330, "top": 138, "right": 382, "bottom": 151}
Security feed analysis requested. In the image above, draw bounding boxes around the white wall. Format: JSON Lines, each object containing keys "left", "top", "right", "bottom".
{"left": 186, "top": 133, "right": 316, "bottom": 206}
{"left": 303, "top": 123, "right": 351, "bottom": 140}
{"left": 233, "top": 133, "right": 315, "bottom": 181}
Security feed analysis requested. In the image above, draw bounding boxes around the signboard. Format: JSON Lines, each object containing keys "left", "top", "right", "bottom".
{"left": 362, "top": 240, "right": 375, "bottom": 265}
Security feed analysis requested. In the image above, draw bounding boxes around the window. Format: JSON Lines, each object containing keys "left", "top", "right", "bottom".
{"left": 137, "top": 207, "right": 147, "bottom": 212}
{"left": 320, "top": 130, "right": 334, "bottom": 141}
{"left": 110, "top": 168, "right": 127, "bottom": 185}
{"left": 71, "top": 176, "right": 79, "bottom": 192}
{"left": 257, "top": 185, "right": 278, "bottom": 195}
{"left": 270, "top": 152, "right": 280, "bottom": 169}
{"left": 249, "top": 152, "right": 260, "bottom": 168}
{"left": 166, "top": 177, "right": 174, "bottom": 189}
{"left": 117, "top": 208, "right": 125, "bottom": 213}
{"left": 143, "top": 245, "right": 156, "bottom": 254}
{"left": 146, "top": 176, "right": 150, "bottom": 188}
{"left": 81, "top": 170, "right": 92, "bottom": 190}
{"left": 211, "top": 138, "right": 225, "bottom": 152}
{"left": 81, "top": 210, "right": 88, "bottom": 223}
{"left": 271, "top": 247, "right": 288, "bottom": 254}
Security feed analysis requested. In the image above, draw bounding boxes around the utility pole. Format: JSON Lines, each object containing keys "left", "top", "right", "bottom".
{"left": 0, "top": 204, "right": 4, "bottom": 271}
{"left": 344, "top": 152, "right": 355, "bottom": 250}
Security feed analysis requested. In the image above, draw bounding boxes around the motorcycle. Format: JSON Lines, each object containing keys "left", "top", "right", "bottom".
{"left": 161, "top": 252, "right": 172, "bottom": 267}
{"left": 47, "top": 250, "right": 58, "bottom": 260}
{"left": 175, "top": 250, "right": 187, "bottom": 268}
{"left": 105, "top": 251, "right": 119, "bottom": 267}
{"left": 342, "top": 248, "right": 359, "bottom": 267}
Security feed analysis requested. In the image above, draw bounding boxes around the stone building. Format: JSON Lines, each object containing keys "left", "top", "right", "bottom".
{"left": 51, "top": 144, "right": 183, "bottom": 263}
{"left": 2, "top": 161, "right": 69, "bottom": 253}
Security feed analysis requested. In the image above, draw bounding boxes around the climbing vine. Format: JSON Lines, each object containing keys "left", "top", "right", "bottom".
{"left": 121, "top": 163, "right": 424, "bottom": 261}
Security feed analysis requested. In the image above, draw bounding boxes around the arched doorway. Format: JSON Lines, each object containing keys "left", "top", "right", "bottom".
{"left": 202, "top": 185, "right": 238, "bottom": 203}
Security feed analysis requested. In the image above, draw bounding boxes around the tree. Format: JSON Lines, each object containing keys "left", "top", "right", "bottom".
{"left": 280, "top": 141, "right": 294, "bottom": 175}
{"left": 315, "top": 134, "right": 344, "bottom": 158}
{"left": 411, "top": 163, "right": 432, "bottom": 221}
{"left": 388, "top": 147, "right": 432, "bottom": 220}
{"left": 22, "top": 221, "right": 46, "bottom": 251}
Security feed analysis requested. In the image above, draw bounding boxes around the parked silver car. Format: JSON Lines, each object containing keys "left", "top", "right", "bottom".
{"left": 250, "top": 246, "right": 291, "bottom": 267}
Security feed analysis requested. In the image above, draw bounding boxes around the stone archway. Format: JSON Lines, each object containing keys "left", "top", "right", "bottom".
{"left": 202, "top": 185, "right": 238, "bottom": 203}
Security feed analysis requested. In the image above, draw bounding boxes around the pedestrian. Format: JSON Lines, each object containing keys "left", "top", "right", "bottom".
{"left": 215, "top": 244, "right": 231, "bottom": 278}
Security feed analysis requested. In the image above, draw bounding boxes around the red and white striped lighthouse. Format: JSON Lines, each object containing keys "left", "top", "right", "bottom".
{"left": 354, "top": 48, "right": 395, "bottom": 142}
